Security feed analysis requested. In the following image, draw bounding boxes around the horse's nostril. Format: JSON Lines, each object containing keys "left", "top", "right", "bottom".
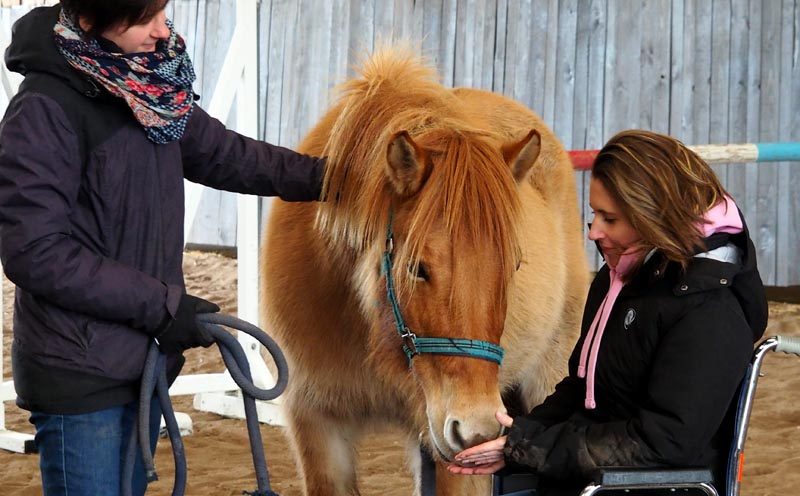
{"left": 445, "top": 416, "right": 497, "bottom": 452}
{"left": 445, "top": 417, "right": 468, "bottom": 452}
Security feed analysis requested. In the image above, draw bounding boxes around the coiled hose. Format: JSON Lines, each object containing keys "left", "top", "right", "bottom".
{"left": 121, "top": 312, "right": 289, "bottom": 496}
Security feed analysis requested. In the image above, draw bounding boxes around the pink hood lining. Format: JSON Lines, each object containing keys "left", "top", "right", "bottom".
{"left": 577, "top": 195, "right": 743, "bottom": 410}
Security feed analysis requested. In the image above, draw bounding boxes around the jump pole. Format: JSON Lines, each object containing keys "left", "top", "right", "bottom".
{"left": 569, "top": 142, "right": 800, "bottom": 170}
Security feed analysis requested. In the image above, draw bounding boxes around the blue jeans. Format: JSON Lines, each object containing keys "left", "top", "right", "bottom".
{"left": 30, "top": 399, "right": 161, "bottom": 496}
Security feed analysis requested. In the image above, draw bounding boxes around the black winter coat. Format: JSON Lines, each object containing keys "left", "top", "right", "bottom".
{"left": 0, "top": 6, "right": 324, "bottom": 414}
{"left": 504, "top": 224, "right": 768, "bottom": 493}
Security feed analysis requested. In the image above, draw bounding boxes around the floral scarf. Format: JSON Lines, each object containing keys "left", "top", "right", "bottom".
{"left": 53, "top": 8, "right": 196, "bottom": 144}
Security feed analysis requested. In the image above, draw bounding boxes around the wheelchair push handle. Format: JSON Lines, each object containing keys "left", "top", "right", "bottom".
{"left": 775, "top": 335, "right": 800, "bottom": 356}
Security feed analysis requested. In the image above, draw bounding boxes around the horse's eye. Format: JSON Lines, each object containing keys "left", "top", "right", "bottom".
{"left": 515, "top": 259, "right": 522, "bottom": 271}
{"left": 408, "top": 262, "right": 430, "bottom": 281}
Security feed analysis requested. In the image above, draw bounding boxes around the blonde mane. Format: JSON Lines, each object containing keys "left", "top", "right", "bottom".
{"left": 317, "top": 49, "right": 522, "bottom": 291}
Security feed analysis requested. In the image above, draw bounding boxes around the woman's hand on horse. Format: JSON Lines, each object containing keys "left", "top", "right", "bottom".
{"left": 448, "top": 409, "right": 514, "bottom": 474}
{"left": 447, "top": 455, "right": 506, "bottom": 475}
{"left": 452, "top": 435, "right": 506, "bottom": 465}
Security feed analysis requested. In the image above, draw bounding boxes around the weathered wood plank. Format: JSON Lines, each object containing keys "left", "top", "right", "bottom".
{"left": 552, "top": 0, "right": 578, "bottom": 149}
{"left": 453, "top": 0, "right": 474, "bottom": 88}
{"left": 726, "top": 0, "right": 750, "bottom": 209}
{"left": 552, "top": 0, "right": 584, "bottom": 256}
{"left": 420, "top": 0, "right": 443, "bottom": 71}
{"left": 501, "top": 0, "right": 530, "bottom": 107}
{"left": 604, "top": 0, "right": 641, "bottom": 137}
{"left": 575, "top": 0, "right": 607, "bottom": 270}
{"left": 304, "top": 0, "right": 334, "bottom": 136}
{"left": 687, "top": 0, "right": 713, "bottom": 147}
{"left": 346, "top": 0, "right": 374, "bottom": 68}
{"left": 278, "top": 0, "right": 303, "bottom": 146}
{"left": 639, "top": 0, "right": 671, "bottom": 135}
{"left": 527, "top": 0, "right": 550, "bottom": 115}
{"left": 492, "top": 0, "right": 508, "bottom": 93}
{"left": 755, "top": 0, "right": 783, "bottom": 285}
{"left": 327, "top": 0, "right": 350, "bottom": 84}
{"left": 540, "top": 0, "right": 559, "bottom": 125}
{"left": 743, "top": 0, "right": 762, "bottom": 235}
{"left": 708, "top": 0, "right": 731, "bottom": 183}
{"left": 263, "top": 0, "right": 289, "bottom": 144}
{"left": 438, "top": 0, "right": 457, "bottom": 87}
{"left": 775, "top": 0, "right": 800, "bottom": 285}
{"left": 671, "top": 0, "right": 713, "bottom": 145}
{"left": 390, "top": 0, "right": 415, "bottom": 44}
{"left": 668, "top": 0, "right": 685, "bottom": 138}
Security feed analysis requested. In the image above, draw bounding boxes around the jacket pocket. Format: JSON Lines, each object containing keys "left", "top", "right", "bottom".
{"left": 84, "top": 320, "right": 150, "bottom": 381}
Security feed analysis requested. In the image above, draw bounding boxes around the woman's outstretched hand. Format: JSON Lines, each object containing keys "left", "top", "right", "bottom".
{"left": 447, "top": 410, "right": 513, "bottom": 475}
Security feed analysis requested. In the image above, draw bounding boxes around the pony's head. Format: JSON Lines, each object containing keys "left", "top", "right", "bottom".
{"left": 316, "top": 50, "right": 542, "bottom": 460}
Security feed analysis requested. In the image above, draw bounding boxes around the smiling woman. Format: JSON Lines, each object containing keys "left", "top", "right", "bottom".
{"left": 587, "top": 179, "right": 642, "bottom": 268}
{"left": 449, "top": 130, "right": 769, "bottom": 496}
{"left": 0, "top": 1, "right": 325, "bottom": 495}
{"left": 80, "top": 9, "right": 170, "bottom": 54}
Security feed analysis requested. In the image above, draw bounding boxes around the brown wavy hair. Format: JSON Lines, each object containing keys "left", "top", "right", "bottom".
{"left": 591, "top": 129, "right": 729, "bottom": 272}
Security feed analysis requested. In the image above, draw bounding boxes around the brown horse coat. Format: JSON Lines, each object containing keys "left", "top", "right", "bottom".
{"left": 261, "top": 49, "right": 588, "bottom": 495}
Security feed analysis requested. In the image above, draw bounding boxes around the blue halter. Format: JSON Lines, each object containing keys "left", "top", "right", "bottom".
{"left": 380, "top": 209, "right": 505, "bottom": 366}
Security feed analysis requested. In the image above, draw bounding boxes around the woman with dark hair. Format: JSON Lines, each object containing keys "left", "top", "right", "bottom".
{"left": 0, "top": 1, "right": 324, "bottom": 494}
{"left": 448, "top": 130, "right": 768, "bottom": 495}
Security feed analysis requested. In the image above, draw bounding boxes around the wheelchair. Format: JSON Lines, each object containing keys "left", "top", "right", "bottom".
{"left": 491, "top": 335, "right": 800, "bottom": 496}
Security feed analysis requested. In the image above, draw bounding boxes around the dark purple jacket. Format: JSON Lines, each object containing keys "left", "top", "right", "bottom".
{"left": 0, "top": 6, "right": 324, "bottom": 413}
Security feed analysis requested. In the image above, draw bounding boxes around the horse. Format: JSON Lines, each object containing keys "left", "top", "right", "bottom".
{"left": 260, "top": 49, "right": 589, "bottom": 495}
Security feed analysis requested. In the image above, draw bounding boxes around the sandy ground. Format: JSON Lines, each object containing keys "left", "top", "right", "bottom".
{"left": 1, "top": 250, "right": 799, "bottom": 495}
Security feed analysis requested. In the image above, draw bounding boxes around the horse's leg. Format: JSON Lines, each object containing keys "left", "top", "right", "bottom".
{"left": 407, "top": 438, "right": 490, "bottom": 496}
{"left": 288, "top": 408, "right": 360, "bottom": 496}
{"left": 434, "top": 463, "right": 491, "bottom": 495}
{"left": 406, "top": 438, "right": 424, "bottom": 496}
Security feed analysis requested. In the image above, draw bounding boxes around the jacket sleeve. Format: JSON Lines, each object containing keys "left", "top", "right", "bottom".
{"left": 511, "top": 318, "right": 594, "bottom": 439}
{"left": 511, "top": 375, "right": 585, "bottom": 442}
{"left": 504, "top": 296, "right": 754, "bottom": 479}
{"left": 0, "top": 94, "right": 180, "bottom": 333}
{"left": 179, "top": 105, "right": 325, "bottom": 201}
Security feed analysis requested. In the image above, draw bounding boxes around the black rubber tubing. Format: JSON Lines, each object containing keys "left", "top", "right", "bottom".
{"left": 121, "top": 312, "right": 288, "bottom": 496}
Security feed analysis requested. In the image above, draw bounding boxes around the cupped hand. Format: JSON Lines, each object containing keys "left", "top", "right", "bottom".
{"left": 447, "top": 409, "right": 514, "bottom": 476}
{"left": 447, "top": 457, "right": 506, "bottom": 475}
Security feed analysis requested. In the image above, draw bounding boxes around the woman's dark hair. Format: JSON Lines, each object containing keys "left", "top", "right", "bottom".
{"left": 61, "top": 0, "right": 170, "bottom": 37}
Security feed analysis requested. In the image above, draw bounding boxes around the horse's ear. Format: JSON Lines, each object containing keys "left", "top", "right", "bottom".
{"left": 386, "top": 130, "right": 430, "bottom": 197}
{"left": 502, "top": 129, "right": 541, "bottom": 183}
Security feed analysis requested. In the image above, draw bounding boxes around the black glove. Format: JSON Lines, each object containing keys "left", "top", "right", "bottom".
{"left": 155, "top": 294, "right": 220, "bottom": 353}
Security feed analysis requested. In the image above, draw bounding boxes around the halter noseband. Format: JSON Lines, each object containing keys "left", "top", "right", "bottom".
{"left": 380, "top": 209, "right": 505, "bottom": 366}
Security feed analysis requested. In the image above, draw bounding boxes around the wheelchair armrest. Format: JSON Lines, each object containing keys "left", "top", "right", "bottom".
{"left": 492, "top": 469, "right": 539, "bottom": 496}
{"left": 590, "top": 467, "right": 714, "bottom": 486}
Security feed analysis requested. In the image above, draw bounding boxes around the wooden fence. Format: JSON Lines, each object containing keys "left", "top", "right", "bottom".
{"left": 2, "top": 0, "right": 799, "bottom": 285}
{"left": 0, "top": 0, "right": 54, "bottom": 6}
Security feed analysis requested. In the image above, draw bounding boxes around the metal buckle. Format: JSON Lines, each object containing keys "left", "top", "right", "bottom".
{"left": 385, "top": 236, "right": 394, "bottom": 254}
{"left": 401, "top": 327, "right": 417, "bottom": 356}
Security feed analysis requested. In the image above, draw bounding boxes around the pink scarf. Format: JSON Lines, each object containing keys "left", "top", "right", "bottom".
{"left": 578, "top": 195, "right": 743, "bottom": 410}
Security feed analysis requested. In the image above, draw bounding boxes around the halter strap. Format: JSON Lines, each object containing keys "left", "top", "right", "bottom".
{"left": 381, "top": 209, "right": 505, "bottom": 366}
